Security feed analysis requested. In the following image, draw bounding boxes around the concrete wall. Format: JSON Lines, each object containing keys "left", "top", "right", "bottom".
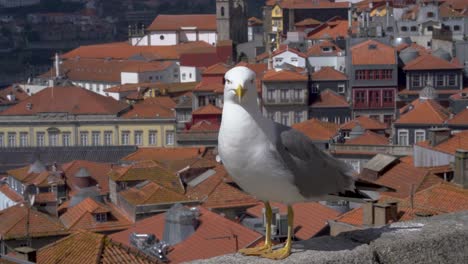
{"left": 150, "top": 31, "right": 178, "bottom": 46}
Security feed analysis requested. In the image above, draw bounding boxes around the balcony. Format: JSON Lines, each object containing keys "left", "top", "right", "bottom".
{"left": 329, "top": 143, "right": 413, "bottom": 156}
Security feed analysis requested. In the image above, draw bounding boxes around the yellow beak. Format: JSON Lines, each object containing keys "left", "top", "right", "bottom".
{"left": 235, "top": 84, "right": 247, "bottom": 102}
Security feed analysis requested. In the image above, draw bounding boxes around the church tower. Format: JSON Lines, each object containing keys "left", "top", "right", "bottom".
{"left": 216, "top": 0, "right": 248, "bottom": 44}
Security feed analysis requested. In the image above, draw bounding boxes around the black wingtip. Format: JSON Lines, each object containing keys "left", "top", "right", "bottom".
{"left": 355, "top": 178, "right": 396, "bottom": 192}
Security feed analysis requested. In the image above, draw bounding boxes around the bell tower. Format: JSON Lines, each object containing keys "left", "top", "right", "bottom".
{"left": 216, "top": 0, "right": 248, "bottom": 44}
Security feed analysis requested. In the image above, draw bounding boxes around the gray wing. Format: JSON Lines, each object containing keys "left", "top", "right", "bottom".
{"left": 273, "top": 123, "right": 355, "bottom": 198}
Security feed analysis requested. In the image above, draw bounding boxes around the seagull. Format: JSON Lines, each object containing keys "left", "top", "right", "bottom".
{"left": 218, "top": 66, "right": 391, "bottom": 260}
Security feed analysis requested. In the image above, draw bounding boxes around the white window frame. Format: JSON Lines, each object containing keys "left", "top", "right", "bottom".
{"left": 80, "top": 132, "right": 88, "bottom": 146}
{"left": 104, "top": 131, "right": 113, "bottom": 146}
{"left": 7, "top": 132, "right": 16, "bottom": 147}
{"left": 92, "top": 131, "right": 101, "bottom": 146}
{"left": 134, "top": 131, "right": 143, "bottom": 146}
{"left": 0, "top": 133, "right": 4, "bottom": 147}
{"left": 121, "top": 131, "right": 130, "bottom": 145}
{"left": 149, "top": 130, "right": 157, "bottom": 145}
{"left": 281, "top": 112, "right": 289, "bottom": 126}
{"left": 49, "top": 133, "right": 58, "bottom": 146}
{"left": 398, "top": 129, "right": 409, "bottom": 146}
{"left": 37, "top": 132, "right": 45, "bottom": 147}
{"left": 165, "top": 130, "right": 174, "bottom": 146}
{"left": 19, "top": 132, "right": 28, "bottom": 147}
{"left": 414, "top": 129, "right": 426, "bottom": 143}
{"left": 338, "top": 84, "right": 345, "bottom": 94}
{"left": 62, "top": 132, "right": 71, "bottom": 146}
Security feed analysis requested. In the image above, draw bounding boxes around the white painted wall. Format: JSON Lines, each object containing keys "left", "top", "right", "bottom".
{"left": 150, "top": 31, "right": 178, "bottom": 46}
{"left": 308, "top": 56, "right": 346, "bottom": 72}
{"left": 199, "top": 31, "right": 217, "bottom": 45}
{"left": 0, "top": 189, "right": 19, "bottom": 211}
{"left": 121, "top": 72, "right": 140, "bottom": 84}
{"left": 180, "top": 66, "right": 200, "bottom": 83}
{"left": 132, "top": 35, "right": 150, "bottom": 46}
{"left": 180, "top": 31, "right": 197, "bottom": 42}
{"left": 273, "top": 50, "right": 306, "bottom": 68}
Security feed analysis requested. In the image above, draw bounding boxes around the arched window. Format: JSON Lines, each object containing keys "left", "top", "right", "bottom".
{"left": 221, "top": 6, "right": 225, "bottom": 17}
{"left": 401, "top": 26, "right": 408, "bottom": 32}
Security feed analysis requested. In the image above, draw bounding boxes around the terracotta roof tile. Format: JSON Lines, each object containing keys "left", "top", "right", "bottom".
{"left": 119, "top": 181, "right": 192, "bottom": 206}
{"left": 307, "top": 20, "right": 357, "bottom": 40}
{"left": 395, "top": 99, "right": 450, "bottom": 125}
{"left": 192, "top": 104, "right": 222, "bottom": 115}
{"left": 398, "top": 88, "right": 460, "bottom": 96}
{"left": 310, "top": 89, "right": 349, "bottom": 108}
{"left": 340, "top": 116, "right": 388, "bottom": 130}
{"left": 0, "top": 184, "right": 23, "bottom": 203}
{"left": 148, "top": 14, "right": 216, "bottom": 31}
{"left": 110, "top": 206, "right": 261, "bottom": 263}
{"left": 202, "top": 63, "right": 233, "bottom": 75}
{"left": 0, "top": 204, "right": 68, "bottom": 240}
{"left": 262, "top": 69, "right": 308, "bottom": 82}
{"left": 35, "top": 192, "right": 57, "bottom": 203}
{"left": 307, "top": 40, "right": 343, "bottom": 56}
{"left": 272, "top": 46, "right": 307, "bottom": 59}
{"left": 59, "top": 197, "right": 132, "bottom": 232}
{"left": 0, "top": 85, "right": 29, "bottom": 106}
{"left": 194, "top": 81, "right": 225, "bottom": 93}
{"left": 351, "top": 40, "right": 396, "bottom": 65}
{"left": 295, "top": 18, "right": 322, "bottom": 26}
{"left": 345, "top": 130, "right": 389, "bottom": 145}
{"left": 448, "top": 108, "right": 468, "bottom": 125}
{"left": 312, "top": 66, "right": 347, "bottom": 80}
{"left": 38, "top": 230, "right": 158, "bottom": 264}
{"left": 293, "top": 118, "right": 340, "bottom": 141}
{"left": 186, "top": 120, "right": 221, "bottom": 132}
{"left": 235, "top": 62, "right": 268, "bottom": 77}
{"left": 247, "top": 202, "right": 340, "bottom": 240}
{"left": 403, "top": 53, "right": 463, "bottom": 70}
{"left": 416, "top": 130, "right": 468, "bottom": 155}
{"left": 0, "top": 86, "right": 129, "bottom": 116}
{"left": 122, "top": 147, "right": 205, "bottom": 162}
{"left": 449, "top": 87, "right": 468, "bottom": 100}
{"left": 121, "top": 100, "right": 175, "bottom": 119}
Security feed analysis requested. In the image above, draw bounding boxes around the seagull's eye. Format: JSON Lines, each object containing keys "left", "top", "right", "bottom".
{"left": 226, "top": 79, "right": 232, "bottom": 85}
{"left": 250, "top": 79, "right": 254, "bottom": 84}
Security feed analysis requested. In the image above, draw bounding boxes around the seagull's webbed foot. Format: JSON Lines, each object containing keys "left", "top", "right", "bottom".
{"left": 238, "top": 241, "right": 272, "bottom": 256}
{"left": 260, "top": 242, "right": 291, "bottom": 260}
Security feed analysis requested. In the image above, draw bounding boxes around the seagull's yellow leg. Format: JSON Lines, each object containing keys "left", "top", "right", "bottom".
{"left": 238, "top": 201, "right": 273, "bottom": 255}
{"left": 261, "top": 205, "right": 293, "bottom": 260}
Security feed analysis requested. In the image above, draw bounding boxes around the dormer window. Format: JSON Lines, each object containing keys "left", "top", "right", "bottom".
{"left": 95, "top": 213, "right": 107, "bottom": 222}
{"left": 322, "top": 47, "right": 331, "bottom": 52}
{"left": 427, "top": 12, "right": 434, "bottom": 18}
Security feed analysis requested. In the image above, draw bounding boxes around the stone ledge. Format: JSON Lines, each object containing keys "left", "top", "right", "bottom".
{"left": 189, "top": 211, "right": 468, "bottom": 264}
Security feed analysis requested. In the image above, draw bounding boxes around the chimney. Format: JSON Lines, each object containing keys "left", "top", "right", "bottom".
{"left": 428, "top": 128, "right": 451, "bottom": 147}
{"left": 373, "top": 202, "right": 398, "bottom": 226}
{"left": 454, "top": 149, "right": 468, "bottom": 189}
{"left": 55, "top": 53, "right": 60, "bottom": 78}
{"left": 163, "top": 204, "right": 198, "bottom": 245}
{"left": 74, "top": 167, "right": 92, "bottom": 188}
{"left": 13, "top": 247, "right": 37, "bottom": 262}
{"left": 348, "top": 2, "right": 352, "bottom": 29}
{"left": 362, "top": 200, "right": 377, "bottom": 226}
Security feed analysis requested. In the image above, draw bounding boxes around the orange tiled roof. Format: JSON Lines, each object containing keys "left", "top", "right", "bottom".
{"left": 449, "top": 87, "right": 468, "bottom": 100}
{"left": 262, "top": 69, "right": 308, "bottom": 82}
{"left": 194, "top": 81, "right": 224, "bottom": 93}
{"left": 0, "top": 85, "right": 29, "bottom": 106}
{"left": 307, "top": 20, "right": 356, "bottom": 40}
{"left": 192, "top": 104, "right": 222, "bottom": 115}
{"left": 61, "top": 160, "right": 113, "bottom": 194}
{"left": 395, "top": 99, "right": 450, "bottom": 125}
{"left": 105, "top": 82, "right": 160, "bottom": 93}
{"left": 310, "top": 89, "right": 349, "bottom": 108}
{"left": 0, "top": 204, "right": 68, "bottom": 240}
{"left": 306, "top": 40, "right": 343, "bottom": 56}
{"left": 293, "top": 118, "right": 340, "bottom": 141}
{"left": 148, "top": 14, "right": 217, "bottom": 31}
{"left": 37, "top": 230, "right": 158, "bottom": 264}
{"left": 403, "top": 53, "right": 463, "bottom": 70}
{"left": 417, "top": 130, "right": 468, "bottom": 155}
{"left": 0, "top": 86, "right": 129, "bottom": 116}
{"left": 345, "top": 130, "right": 389, "bottom": 145}
{"left": 235, "top": 62, "right": 268, "bottom": 77}
{"left": 351, "top": 39, "right": 396, "bottom": 65}
{"left": 448, "top": 108, "right": 468, "bottom": 125}
{"left": 7, "top": 165, "right": 64, "bottom": 188}
{"left": 247, "top": 202, "right": 340, "bottom": 240}
{"left": 120, "top": 181, "right": 192, "bottom": 206}
{"left": 0, "top": 184, "right": 23, "bottom": 203}
{"left": 59, "top": 197, "right": 132, "bottom": 232}
{"left": 186, "top": 120, "right": 221, "bottom": 132}
{"left": 203, "top": 62, "right": 233, "bottom": 75}
{"left": 109, "top": 206, "right": 261, "bottom": 263}
{"left": 121, "top": 102, "right": 175, "bottom": 119}
{"left": 122, "top": 147, "right": 205, "bottom": 162}
{"left": 266, "top": 0, "right": 349, "bottom": 9}
{"left": 312, "top": 66, "right": 347, "bottom": 80}
{"left": 340, "top": 116, "right": 388, "bottom": 130}
{"left": 272, "top": 45, "right": 307, "bottom": 59}
{"left": 295, "top": 18, "right": 322, "bottom": 26}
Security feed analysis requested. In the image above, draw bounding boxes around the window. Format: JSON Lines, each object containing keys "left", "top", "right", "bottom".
{"left": 281, "top": 112, "right": 289, "bottom": 125}
{"left": 448, "top": 74, "right": 456, "bottom": 86}
{"left": 104, "top": 131, "right": 113, "bottom": 146}
{"left": 384, "top": 70, "right": 392, "bottom": 79}
{"left": 383, "top": 115, "right": 393, "bottom": 125}
{"left": 149, "top": 130, "right": 157, "bottom": 145}
{"left": 7, "top": 133, "right": 16, "bottom": 147}
{"left": 267, "top": 112, "right": 275, "bottom": 120}
{"left": 383, "top": 90, "right": 393, "bottom": 106}
{"left": 401, "top": 26, "right": 408, "bottom": 32}
{"left": 427, "top": 26, "right": 433, "bottom": 31}
{"left": 356, "top": 70, "right": 365, "bottom": 80}
{"left": 338, "top": 84, "right": 345, "bottom": 94}
{"left": 49, "top": 184, "right": 57, "bottom": 193}
{"left": 427, "top": 12, "right": 434, "bottom": 18}
{"left": 20, "top": 132, "right": 28, "bottom": 147}
{"left": 121, "top": 131, "right": 130, "bottom": 145}
{"left": 370, "top": 115, "right": 380, "bottom": 121}
{"left": 436, "top": 74, "right": 444, "bottom": 86}
{"left": 36, "top": 132, "right": 45, "bottom": 147}
{"left": 220, "top": 6, "right": 225, "bottom": 17}
{"left": 159, "top": 35, "right": 165, "bottom": 40}
{"left": 294, "top": 111, "right": 303, "bottom": 124}
{"left": 355, "top": 90, "right": 366, "bottom": 106}
{"left": 412, "top": 73, "right": 421, "bottom": 87}
{"left": 198, "top": 95, "right": 206, "bottom": 107}
{"left": 267, "top": 89, "right": 274, "bottom": 101}
{"left": 291, "top": 57, "right": 298, "bottom": 62}
{"left": 398, "top": 130, "right": 409, "bottom": 146}
{"left": 293, "top": 89, "right": 301, "bottom": 101}
{"left": 182, "top": 73, "right": 186, "bottom": 80}
{"left": 0, "top": 133, "right": 3, "bottom": 147}
{"left": 280, "top": 89, "right": 288, "bottom": 102}
{"left": 208, "top": 96, "right": 216, "bottom": 106}
{"left": 414, "top": 130, "right": 426, "bottom": 143}
{"left": 49, "top": 133, "right": 58, "bottom": 146}
{"left": 134, "top": 131, "right": 143, "bottom": 146}
{"left": 454, "top": 25, "right": 460, "bottom": 31}
{"left": 165, "top": 131, "right": 174, "bottom": 146}
{"left": 95, "top": 213, "right": 107, "bottom": 222}
{"left": 410, "top": 26, "right": 417, "bottom": 32}
{"left": 80, "top": 132, "right": 88, "bottom": 146}
{"left": 312, "top": 84, "right": 319, "bottom": 93}
{"left": 92, "top": 131, "right": 100, "bottom": 146}
{"left": 274, "top": 58, "right": 283, "bottom": 63}
{"left": 62, "top": 132, "right": 71, "bottom": 146}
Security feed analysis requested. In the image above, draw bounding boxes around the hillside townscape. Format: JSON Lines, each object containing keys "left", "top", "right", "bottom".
{"left": 0, "top": 0, "right": 468, "bottom": 263}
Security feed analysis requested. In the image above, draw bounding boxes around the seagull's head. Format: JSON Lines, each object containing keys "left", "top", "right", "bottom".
{"left": 223, "top": 66, "right": 257, "bottom": 106}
